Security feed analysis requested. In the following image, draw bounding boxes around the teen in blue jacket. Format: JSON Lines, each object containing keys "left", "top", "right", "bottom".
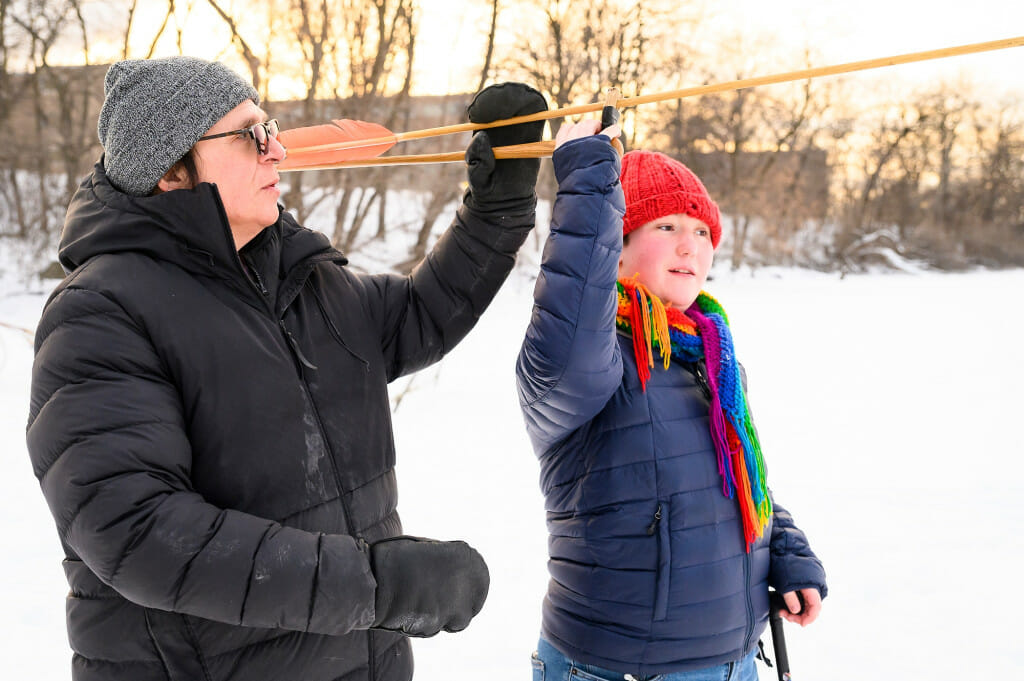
{"left": 516, "top": 121, "right": 827, "bottom": 679}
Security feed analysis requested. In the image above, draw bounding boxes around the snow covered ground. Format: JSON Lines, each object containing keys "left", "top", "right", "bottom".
{"left": 2, "top": 241, "right": 1022, "bottom": 679}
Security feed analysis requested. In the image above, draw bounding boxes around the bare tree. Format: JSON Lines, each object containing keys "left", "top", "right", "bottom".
{"left": 495, "top": 0, "right": 692, "bottom": 201}
{"left": 476, "top": 0, "right": 499, "bottom": 92}
{"left": 1, "top": 0, "right": 98, "bottom": 261}
{"left": 505, "top": 0, "right": 658, "bottom": 132}
{"left": 252, "top": 0, "right": 418, "bottom": 252}
{"left": 334, "top": 0, "right": 416, "bottom": 252}
{"left": 974, "top": 105, "right": 1024, "bottom": 227}
{"left": 206, "top": 0, "right": 262, "bottom": 91}
{"left": 827, "top": 99, "right": 919, "bottom": 272}
{"left": 648, "top": 37, "right": 833, "bottom": 269}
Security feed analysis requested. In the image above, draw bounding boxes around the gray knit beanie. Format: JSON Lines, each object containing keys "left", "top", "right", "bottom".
{"left": 98, "top": 56, "right": 260, "bottom": 196}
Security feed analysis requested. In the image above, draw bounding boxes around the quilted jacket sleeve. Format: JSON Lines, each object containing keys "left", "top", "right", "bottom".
{"left": 768, "top": 498, "right": 829, "bottom": 598}
{"left": 516, "top": 137, "right": 625, "bottom": 451}
{"left": 27, "top": 281, "right": 376, "bottom": 635}
{"left": 360, "top": 187, "right": 536, "bottom": 382}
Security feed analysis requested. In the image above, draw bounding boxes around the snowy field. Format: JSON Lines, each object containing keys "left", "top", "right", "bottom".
{"left": 2, "top": 243, "right": 1022, "bottom": 679}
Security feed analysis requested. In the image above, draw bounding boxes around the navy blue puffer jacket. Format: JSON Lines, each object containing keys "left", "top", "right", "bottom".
{"left": 516, "top": 138, "right": 827, "bottom": 675}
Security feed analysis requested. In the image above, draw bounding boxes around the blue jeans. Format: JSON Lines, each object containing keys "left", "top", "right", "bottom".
{"left": 531, "top": 637, "right": 760, "bottom": 681}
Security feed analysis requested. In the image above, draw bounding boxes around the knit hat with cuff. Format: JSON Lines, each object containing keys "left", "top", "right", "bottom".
{"left": 620, "top": 150, "right": 722, "bottom": 248}
{"left": 98, "top": 56, "right": 259, "bottom": 196}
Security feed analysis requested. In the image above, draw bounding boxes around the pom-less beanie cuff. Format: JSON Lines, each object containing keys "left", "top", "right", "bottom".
{"left": 620, "top": 150, "right": 722, "bottom": 248}
{"left": 98, "top": 56, "right": 259, "bottom": 196}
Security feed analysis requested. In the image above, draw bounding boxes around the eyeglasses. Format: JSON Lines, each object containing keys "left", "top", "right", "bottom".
{"left": 197, "top": 119, "right": 280, "bottom": 155}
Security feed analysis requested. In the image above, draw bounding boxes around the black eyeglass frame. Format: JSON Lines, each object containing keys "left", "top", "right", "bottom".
{"left": 197, "top": 119, "right": 280, "bottom": 155}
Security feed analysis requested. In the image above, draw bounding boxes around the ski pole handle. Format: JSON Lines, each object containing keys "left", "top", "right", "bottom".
{"left": 768, "top": 590, "right": 792, "bottom": 681}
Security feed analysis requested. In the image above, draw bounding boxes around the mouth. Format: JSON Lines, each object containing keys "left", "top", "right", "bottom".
{"left": 668, "top": 267, "right": 695, "bottom": 276}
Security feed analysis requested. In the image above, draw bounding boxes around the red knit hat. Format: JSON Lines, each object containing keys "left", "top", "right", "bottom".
{"left": 621, "top": 150, "right": 722, "bottom": 248}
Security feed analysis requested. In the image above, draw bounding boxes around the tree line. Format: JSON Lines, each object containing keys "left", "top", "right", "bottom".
{"left": 2, "top": 0, "right": 1023, "bottom": 275}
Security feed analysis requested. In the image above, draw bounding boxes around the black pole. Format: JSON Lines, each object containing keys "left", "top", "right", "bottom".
{"left": 768, "top": 590, "right": 791, "bottom": 681}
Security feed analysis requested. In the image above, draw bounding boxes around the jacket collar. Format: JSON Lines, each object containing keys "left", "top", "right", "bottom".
{"left": 59, "top": 160, "right": 346, "bottom": 286}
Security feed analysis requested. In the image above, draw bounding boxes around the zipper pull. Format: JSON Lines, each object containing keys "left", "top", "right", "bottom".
{"left": 280, "top": 320, "right": 318, "bottom": 370}
{"left": 646, "top": 504, "right": 662, "bottom": 536}
{"left": 692, "top": 362, "right": 712, "bottom": 399}
{"left": 241, "top": 255, "right": 269, "bottom": 296}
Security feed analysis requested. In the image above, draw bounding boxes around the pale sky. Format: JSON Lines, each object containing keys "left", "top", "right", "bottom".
{"left": 415, "top": 0, "right": 1024, "bottom": 101}
{"left": 706, "top": 0, "right": 1024, "bottom": 94}
{"left": 73, "top": 0, "right": 1024, "bottom": 102}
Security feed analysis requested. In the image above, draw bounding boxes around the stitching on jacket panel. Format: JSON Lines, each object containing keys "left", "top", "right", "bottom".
{"left": 238, "top": 523, "right": 274, "bottom": 626}
{"left": 182, "top": 615, "right": 214, "bottom": 681}
{"left": 522, "top": 195, "right": 621, "bottom": 412}
{"left": 173, "top": 508, "right": 228, "bottom": 610}
{"left": 54, "top": 284, "right": 149, "bottom": 337}
{"left": 305, "top": 532, "right": 323, "bottom": 632}
{"left": 143, "top": 611, "right": 175, "bottom": 676}
{"left": 106, "top": 490, "right": 178, "bottom": 593}
{"left": 198, "top": 629, "right": 295, "bottom": 660}
{"left": 37, "top": 415, "right": 172, "bottom": 492}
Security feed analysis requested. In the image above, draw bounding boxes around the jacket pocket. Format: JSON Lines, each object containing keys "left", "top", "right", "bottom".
{"left": 652, "top": 499, "right": 671, "bottom": 621}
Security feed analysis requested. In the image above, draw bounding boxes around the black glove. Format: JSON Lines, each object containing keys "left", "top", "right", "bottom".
{"left": 369, "top": 536, "right": 489, "bottom": 637}
{"left": 464, "top": 82, "right": 548, "bottom": 213}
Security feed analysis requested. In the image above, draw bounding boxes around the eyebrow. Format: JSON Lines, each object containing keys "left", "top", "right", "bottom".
{"left": 232, "top": 110, "right": 270, "bottom": 130}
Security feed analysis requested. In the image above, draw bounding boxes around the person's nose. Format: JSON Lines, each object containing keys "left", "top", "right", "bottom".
{"left": 264, "top": 135, "right": 287, "bottom": 164}
{"left": 675, "top": 231, "right": 695, "bottom": 256}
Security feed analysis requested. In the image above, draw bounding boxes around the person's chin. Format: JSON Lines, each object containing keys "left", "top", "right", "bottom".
{"left": 258, "top": 201, "right": 281, "bottom": 224}
{"left": 673, "top": 286, "right": 701, "bottom": 309}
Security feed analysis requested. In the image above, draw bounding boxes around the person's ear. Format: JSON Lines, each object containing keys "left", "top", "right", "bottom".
{"left": 155, "top": 162, "right": 192, "bottom": 193}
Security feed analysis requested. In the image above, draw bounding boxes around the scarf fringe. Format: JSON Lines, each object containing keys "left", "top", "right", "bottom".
{"left": 616, "top": 279, "right": 772, "bottom": 551}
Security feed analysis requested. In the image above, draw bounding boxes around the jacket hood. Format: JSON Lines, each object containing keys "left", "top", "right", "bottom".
{"left": 59, "top": 160, "right": 341, "bottom": 277}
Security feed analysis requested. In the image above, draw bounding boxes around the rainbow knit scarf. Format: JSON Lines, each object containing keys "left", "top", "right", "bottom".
{"left": 615, "top": 278, "right": 772, "bottom": 551}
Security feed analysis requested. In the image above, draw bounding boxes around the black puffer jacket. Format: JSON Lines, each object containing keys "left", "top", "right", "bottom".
{"left": 27, "top": 162, "right": 533, "bottom": 681}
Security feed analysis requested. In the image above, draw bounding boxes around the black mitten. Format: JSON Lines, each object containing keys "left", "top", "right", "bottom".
{"left": 464, "top": 82, "right": 548, "bottom": 213}
{"left": 370, "top": 536, "right": 489, "bottom": 638}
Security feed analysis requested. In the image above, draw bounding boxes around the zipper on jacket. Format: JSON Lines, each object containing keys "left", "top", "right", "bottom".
{"left": 239, "top": 252, "right": 269, "bottom": 298}
{"left": 652, "top": 500, "right": 671, "bottom": 621}
{"left": 287, "top": 353, "right": 372, "bottom": 670}
{"left": 274, "top": 314, "right": 358, "bottom": 545}
{"left": 311, "top": 286, "right": 370, "bottom": 372}
{"left": 278, "top": 315, "right": 361, "bottom": 548}
{"left": 295, "top": 368, "right": 356, "bottom": 536}
{"left": 646, "top": 504, "right": 662, "bottom": 535}
{"left": 279, "top": 320, "right": 318, "bottom": 371}
{"left": 742, "top": 546, "right": 755, "bottom": 653}
{"left": 230, "top": 251, "right": 274, "bottom": 315}
{"left": 247, "top": 261, "right": 269, "bottom": 296}
{"left": 690, "top": 361, "right": 712, "bottom": 400}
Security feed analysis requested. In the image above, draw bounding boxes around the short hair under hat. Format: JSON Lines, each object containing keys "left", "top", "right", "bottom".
{"left": 620, "top": 150, "right": 722, "bottom": 248}
{"left": 98, "top": 56, "right": 259, "bottom": 196}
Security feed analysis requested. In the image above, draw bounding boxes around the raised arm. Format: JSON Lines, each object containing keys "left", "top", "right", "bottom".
{"left": 363, "top": 83, "right": 548, "bottom": 380}
{"left": 517, "top": 131, "right": 625, "bottom": 450}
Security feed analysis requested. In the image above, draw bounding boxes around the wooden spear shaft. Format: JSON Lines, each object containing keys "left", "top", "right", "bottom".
{"left": 280, "top": 141, "right": 558, "bottom": 172}
{"left": 283, "top": 35, "right": 1024, "bottom": 161}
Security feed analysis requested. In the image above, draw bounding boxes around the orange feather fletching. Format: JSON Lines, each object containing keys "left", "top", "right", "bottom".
{"left": 277, "top": 119, "right": 397, "bottom": 170}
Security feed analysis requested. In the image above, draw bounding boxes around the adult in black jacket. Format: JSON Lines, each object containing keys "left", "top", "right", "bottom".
{"left": 26, "top": 56, "right": 546, "bottom": 681}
